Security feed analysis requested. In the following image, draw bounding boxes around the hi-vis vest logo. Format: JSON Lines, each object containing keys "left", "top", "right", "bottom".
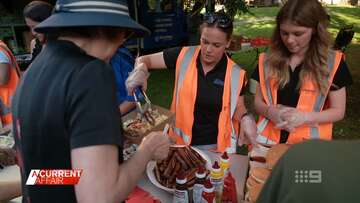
{"left": 26, "top": 169, "right": 82, "bottom": 185}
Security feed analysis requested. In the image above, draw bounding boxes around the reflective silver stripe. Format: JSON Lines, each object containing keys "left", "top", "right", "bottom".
{"left": 173, "top": 127, "right": 191, "bottom": 144}
{"left": 230, "top": 64, "right": 241, "bottom": 118}
{"left": 0, "top": 98, "right": 10, "bottom": 116}
{"left": 310, "top": 127, "right": 320, "bottom": 139}
{"left": 257, "top": 54, "right": 273, "bottom": 134}
{"left": 310, "top": 51, "right": 336, "bottom": 139}
{"left": 229, "top": 64, "right": 242, "bottom": 153}
{"left": 257, "top": 117, "right": 269, "bottom": 134}
{"left": 262, "top": 56, "right": 274, "bottom": 105}
{"left": 176, "top": 46, "right": 197, "bottom": 106}
{"left": 256, "top": 134, "right": 276, "bottom": 145}
{"left": 55, "top": 1, "right": 129, "bottom": 15}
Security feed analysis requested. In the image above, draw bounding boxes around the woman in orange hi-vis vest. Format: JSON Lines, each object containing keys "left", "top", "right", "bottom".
{"left": 126, "top": 12, "right": 257, "bottom": 153}
{"left": 251, "top": 0, "right": 353, "bottom": 145}
{"left": 0, "top": 40, "right": 20, "bottom": 128}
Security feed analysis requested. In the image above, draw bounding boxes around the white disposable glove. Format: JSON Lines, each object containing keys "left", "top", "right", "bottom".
{"left": 280, "top": 109, "right": 309, "bottom": 131}
{"left": 238, "top": 114, "right": 259, "bottom": 147}
{"left": 126, "top": 62, "right": 150, "bottom": 94}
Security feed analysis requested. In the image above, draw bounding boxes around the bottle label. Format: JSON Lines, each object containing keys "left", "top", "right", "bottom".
{"left": 210, "top": 177, "right": 223, "bottom": 203}
{"left": 210, "top": 177, "right": 223, "bottom": 192}
{"left": 193, "top": 183, "right": 203, "bottom": 203}
{"left": 201, "top": 193, "right": 216, "bottom": 203}
{"left": 173, "top": 189, "right": 189, "bottom": 203}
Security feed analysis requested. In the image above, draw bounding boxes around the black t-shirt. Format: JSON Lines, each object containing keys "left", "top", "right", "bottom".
{"left": 12, "top": 40, "right": 123, "bottom": 203}
{"left": 163, "top": 47, "right": 245, "bottom": 145}
{"left": 251, "top": 59, "right": 353, "bottom": 143}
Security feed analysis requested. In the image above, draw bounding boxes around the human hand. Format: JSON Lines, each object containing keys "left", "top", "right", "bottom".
{"left": 0, "top": 148, "right": 17, "bottom": 166}
{"left": 239, "top": 114, "right": 258, "bottom": 147}
{"left": 266, "top": 105, "right": 290, "bottom": 127}
{"left": 125, "top": 62, "right": 150, "bottom": 94}
{"left": 139, "top": 131, "right": 171, "bottom": 161}
{"left": 280, "top": 109, "right": 308, "bottom": 130}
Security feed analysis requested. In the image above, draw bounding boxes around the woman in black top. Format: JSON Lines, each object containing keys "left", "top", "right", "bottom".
{"left": 12, "top": 0, "right": 170, "bottom": 202}
{"left": 126, "top": 12, "right": 257, "bottom": 152}
{"left": 23, "top": 1, "right": 53, "bottom": 64}
{"left": 252, "top": 0, "right": 352, "bottom": 144}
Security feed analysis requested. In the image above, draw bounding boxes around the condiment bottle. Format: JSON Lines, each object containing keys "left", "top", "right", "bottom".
{"left": 193, "top": 165, "right": 207, "bottom": 203}
{"left": 219, "top": 151, "right": 230, "bottom": 176}
{"left": 173, "top": 171, "right": 189, "bottom": 203}
{"left": 221, "top": 172, "right": 237, "bottom": 203}
{"left": 210, "top": 161, "right": 224, "bottom": 203}
{"left": 201, "top": 179, "right": 216, "bottom": 203}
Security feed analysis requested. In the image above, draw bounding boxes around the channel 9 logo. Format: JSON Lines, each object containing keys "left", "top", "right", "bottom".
{"left": 294, "top": 170, "right": 322, "bottom": 183}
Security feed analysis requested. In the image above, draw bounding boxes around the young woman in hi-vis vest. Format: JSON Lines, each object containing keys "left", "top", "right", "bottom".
{"left": 251, "top": 0, "right": 353, "bottom": 145}
{"left": 126, "top": 11, "right": 258, "bottom": 153}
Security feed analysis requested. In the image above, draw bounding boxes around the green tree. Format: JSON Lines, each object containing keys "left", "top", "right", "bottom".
{"left": 183, "top": 0, "right": 249, "bottom": 19}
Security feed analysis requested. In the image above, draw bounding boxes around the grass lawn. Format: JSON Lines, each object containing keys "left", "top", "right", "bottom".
{"left": 146, "top": 5, "right": 360, "bottom": 140}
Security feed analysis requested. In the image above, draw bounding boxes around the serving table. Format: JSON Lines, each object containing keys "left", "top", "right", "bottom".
{"left": 0, "top": 150, "right": 249, "bottom": 203}
{"left": 138, "top": 150, "right": 249, "bottom": 202}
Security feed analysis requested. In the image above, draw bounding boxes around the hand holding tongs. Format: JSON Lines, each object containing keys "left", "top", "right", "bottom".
{"left": 133, "top": 88, "right": 156, "bottom": 125}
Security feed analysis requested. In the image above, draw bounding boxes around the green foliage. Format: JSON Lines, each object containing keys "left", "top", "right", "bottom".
{"left": 182, "top": 0, "right": 249, "bottom": 19}
{"left": 223, "top": 0, "right": 249, "bottom": 20}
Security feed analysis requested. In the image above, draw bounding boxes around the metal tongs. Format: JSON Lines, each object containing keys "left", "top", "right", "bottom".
{"left": 133, "top": 88, "right": 156, "bottom": 125}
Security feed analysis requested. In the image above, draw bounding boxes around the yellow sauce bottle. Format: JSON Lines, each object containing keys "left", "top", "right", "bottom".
{"left": 219, "top": 151, "right": 230, "bottom": 176}
{"left": 210, "top": 161, "right": 224, "bottom": 203}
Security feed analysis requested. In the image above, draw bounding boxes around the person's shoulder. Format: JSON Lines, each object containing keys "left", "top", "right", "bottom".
{"left": 47, "top": 40, "right": 102, "bottom": 69}
{"left": 284, "top": 140, "right": 360, "bottom": 160}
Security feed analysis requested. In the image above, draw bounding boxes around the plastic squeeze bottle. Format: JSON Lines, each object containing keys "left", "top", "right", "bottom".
{"left": 173, "top": 171, "right": 189, "bottom": 203}
{"left": 193, "top": 165, "right": 207, "bottom": 203}
{"left": 210, "top": 161, "right": 224, "bottom": 203}
{"left": 219, "top": 151, "right": 230, "bottom": 176}
{"left": 201, "top": 179, "right": 216, "bottom": 203}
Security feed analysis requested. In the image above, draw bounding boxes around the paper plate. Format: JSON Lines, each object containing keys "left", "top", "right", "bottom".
{"left": 146, "top": 146, "right": 212, "bottom": 193}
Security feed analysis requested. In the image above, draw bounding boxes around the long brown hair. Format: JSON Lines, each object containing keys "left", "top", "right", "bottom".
{"left": 269, "top": 0, "right": 331, "bottom": 94}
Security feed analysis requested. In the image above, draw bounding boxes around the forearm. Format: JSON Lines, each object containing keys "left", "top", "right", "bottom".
{"left": 112, "top": 146, "right": 152, "bottom": 201}
{"left": 119, "top": 101, "right": 136, "bottom": 115}
{"left": 73, "top": 145, "right": 152, "bottom": 203}
{"left": 254, "top": 87, "right": 269, "bottom": 117}
{"left": 234, "top": 96, "right": 247, "bottom": 122}
{"left": 0, "top": 181, "right": 22, "bottom": 202}
{"left": 304, "top": 107, "right": 345, "bottom": 125}
{"left": 305, "top": 88, "right": 346, "bottom": 125}
{"left": 136, "top": 52, "right": 166, "bottom": 70}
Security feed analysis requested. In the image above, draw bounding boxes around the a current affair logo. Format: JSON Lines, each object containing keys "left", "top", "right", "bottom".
{"left": 26, "top": 169, "right": 82, "bottom": 185}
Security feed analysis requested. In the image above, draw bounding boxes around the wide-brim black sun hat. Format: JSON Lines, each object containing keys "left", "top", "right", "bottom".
{"left": 34, "top": 0, "right": 150, "bottom": 37}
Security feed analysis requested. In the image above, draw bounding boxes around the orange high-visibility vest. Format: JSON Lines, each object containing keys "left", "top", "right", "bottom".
{"left": 169, "top": 46, "right": 246, "bottom": 153}
{"left": 0, "top": 40, "right": 20, "bottom": 126}
{"left": 256, "top": 50, "right": 343, "bottom": 145}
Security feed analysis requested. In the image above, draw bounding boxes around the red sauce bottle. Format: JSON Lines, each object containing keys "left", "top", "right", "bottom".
{"left": 192, "top": 165, "right": 207, "bottom": 203}
{"left": 201, "top": 179, "right": 216, "bottom": 203}
{"left": 173, "top": 171, "right": 189, "bottom": 203}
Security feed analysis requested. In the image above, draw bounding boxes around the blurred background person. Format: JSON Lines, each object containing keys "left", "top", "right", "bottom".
{"left": 0, "top": 40, "right": 20, "bottom": 129}
{"left": 110, "top": 46, "right": 143, "bottom": 115}
{"left": 23, "top": 0, "right": 53, "bottom": 64}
